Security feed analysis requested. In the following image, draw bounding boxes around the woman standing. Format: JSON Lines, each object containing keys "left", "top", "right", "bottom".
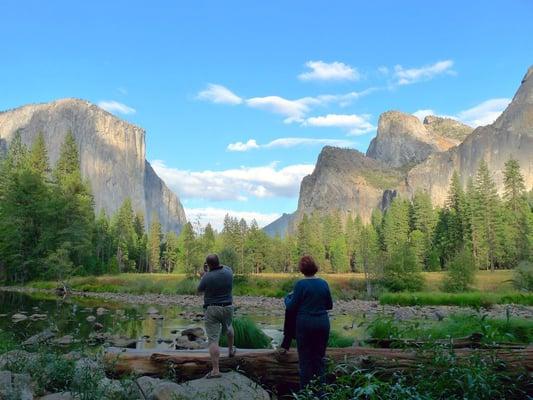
{"left": 284, "top": 255, "right": 333, "bottom": 389}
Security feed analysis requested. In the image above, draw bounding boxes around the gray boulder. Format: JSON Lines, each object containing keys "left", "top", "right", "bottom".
{"left": 38, "top": 393, "right": 73, "bottom": 400}
{"left": 0, "top": 370, "right": 34, "bottom": 400}
{"left": 150, "top": 371, "right": 270, "bottom": 400}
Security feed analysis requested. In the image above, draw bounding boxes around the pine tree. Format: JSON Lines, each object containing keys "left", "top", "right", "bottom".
{"left": 162, "top": 231, "right": 179, "bottom": 273}
{"left": 148, "top": 214, "right": 162, "bottom": 272}
{"left": 382, "top": 198, "right": 410, "bottom": 256}
{"left": 245, "top": 220, "right": 269, "bottom": 274}
{"left": 179, "top": 222, "right": 200, "bottom": 276}
{"left": 345, "top": 215, "right": 363, "bottom": 272}
{"left": 503, "top": 158, "right": 531, "bottom": 263}
{"left": 28, "top": 132, "right": 50, "bottom": 177}
{"left": 202, "top": 223, "right": 216, "bottom": 254}
{"left": 94, "top": 209, "right": 113, "bottom": 272}
{"left": 471, "top": 160, "right": 504, "bottom": 271}
{"left": 111, "top": 198, "right": 138, "bottom": 272}
{"left": 358, "top": 224, "right": 381, "bottom": 296}
{"left": 410, "top": 190, "right": 436, "bottom": 268}
{"left": 330, "top": 236, "right": 349, "bottom": 273}
{"left": 53, "top": 131, "right": 94, "bottom": 267}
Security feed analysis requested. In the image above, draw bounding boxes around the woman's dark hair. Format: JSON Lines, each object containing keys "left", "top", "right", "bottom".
{"left": 299, "top": 255, "right": 318, "bottom": 277}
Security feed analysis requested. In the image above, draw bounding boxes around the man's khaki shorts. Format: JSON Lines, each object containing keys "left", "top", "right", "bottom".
{"left": 204, "top": 305, "right": 234, "bottom": 344}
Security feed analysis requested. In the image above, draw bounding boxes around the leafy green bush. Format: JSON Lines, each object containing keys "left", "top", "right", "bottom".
{"left": 219, "top": 317, "right": 272, "bottom": 349}
{"left": 379, "top": 291, "right": 533, "bottom": 307}
{"left": 293, "top": 346, "right": 530, "bottom": 399}
{"left": 382, "top": 245, "right": 425, "bottom": 292}
{"left": 442, "top": 248, "right": 476, "bottom": 292}
{"left": 0, "top": 330, "right": 16, "bottom": 354}
{"left": 328, "top": 330, "right": 354, "bottom": 348}
{"left": 365, "top": 314, "right": 533, "bottom": 344}
{"left": 511, "top": 260, "right": 533, "bottom": 291}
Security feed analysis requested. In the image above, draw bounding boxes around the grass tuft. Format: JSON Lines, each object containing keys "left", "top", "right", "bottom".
{"left": 219, "top": 317, "right": 272, "bottom": 349}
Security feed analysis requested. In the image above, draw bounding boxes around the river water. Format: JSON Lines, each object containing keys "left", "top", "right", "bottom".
{"left": 0, "top": 290, "right": 359, "bottom": 350}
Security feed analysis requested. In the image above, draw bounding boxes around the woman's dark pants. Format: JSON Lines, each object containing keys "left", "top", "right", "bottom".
{"left": 295, "top": 313, "right": 330, "bottom": 389}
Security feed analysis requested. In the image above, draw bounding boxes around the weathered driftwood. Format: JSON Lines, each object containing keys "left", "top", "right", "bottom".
{"left": 104, "top": 345, "right": 533, "bottom": 389}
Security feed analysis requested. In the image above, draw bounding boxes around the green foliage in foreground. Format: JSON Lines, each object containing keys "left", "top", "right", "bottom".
{"left": 0, "top": 330, "right": 16, "bottom": 354}
{"left": 293, "top": 347, "right": 530, "bottom": 400}
{"left": 380, "top": 291, "right": 533, "bottom": 307}
{"left": 366, "top": 314, "right": 533, "bottom": 344}
{"left": 219, "top": 317, "right": 272, "bottom": 349}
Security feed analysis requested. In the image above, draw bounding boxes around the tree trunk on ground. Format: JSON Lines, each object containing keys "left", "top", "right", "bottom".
{"left": 104, "top": 345, "right": 532, "bottom": 393}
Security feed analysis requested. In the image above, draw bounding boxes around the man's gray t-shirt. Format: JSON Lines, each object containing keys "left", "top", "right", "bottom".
{"left": 197, "top": 265, "right": 233, "bottom": 307}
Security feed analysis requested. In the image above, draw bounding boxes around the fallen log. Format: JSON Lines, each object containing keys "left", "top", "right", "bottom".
{"left": 104, "top": 345, "right": 533, "bottom": 390}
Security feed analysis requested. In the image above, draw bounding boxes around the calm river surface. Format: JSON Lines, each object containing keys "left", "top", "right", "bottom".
{"left": 0, "top": 290, "right": 359, "bottom": 349}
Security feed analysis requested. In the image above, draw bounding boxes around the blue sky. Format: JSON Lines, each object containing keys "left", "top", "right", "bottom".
{"left": 1, "top": 0, "right": 532, "bottom": 229}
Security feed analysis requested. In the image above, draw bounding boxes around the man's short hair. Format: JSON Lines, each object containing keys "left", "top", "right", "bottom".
{"left": 206, "top": 254, "right": 220, "bottom": 269}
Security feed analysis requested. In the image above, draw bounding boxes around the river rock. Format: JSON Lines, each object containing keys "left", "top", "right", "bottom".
{"left": 96, "top": 307, "right": 108, "bottom": 315}
{"left": 73, "top": 358, "right": 105, "bottom": 387}
{"left": 93, "top": 322, "right": 104, "bottom": 331}
{"left": 0, "top": 370, "right": 34, "bottom": 400}
{"left": 53, "top": 335, "right": 78, "bottom": 346}
{"left": 23, "top": 329, "right": 56, "bottom": 346}
{"left": 38, "top": 393, "right": 73, "bottom": 400}
{"left": 181, "top": 327, "right": 205, "bottom": 341}
{"left": 12, "top": 313, "right": 29, "bottom": 322}
{"left": 0, "top": 350, "right": 38, "bottom": 370}
{"left": 175, "top": 336, "right": 207, "bottom": 350}
{"left": 86, "top": 315, "right": 96, "bottom": 322}
{"left": 150, "top": 371, "right": 270, "bottom": 400}
{"left": 136, "top": 376, "right": 163, "bottom": 398}
{"left": 149, "top": 381, "right": 187, "bottom": 400}
{"left": 108, "top": 335, "right": 137, "bottom": 348}
{"left": 29, "top": 314, "right": 47, "bottom": 321}
{"left": 147, "top": 307, "right": 159, "bottom": 315}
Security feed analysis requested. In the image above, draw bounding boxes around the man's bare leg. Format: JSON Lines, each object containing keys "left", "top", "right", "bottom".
{"left": 227, "top": 326, "right": 235, "bottom": 357}
{"left": 209, "top": 341, "right": 220, "bottom": 375}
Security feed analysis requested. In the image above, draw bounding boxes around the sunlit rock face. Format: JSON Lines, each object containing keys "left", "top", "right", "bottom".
{"left": 269, "top": 66, "right": 533, "bottom": 234}
{"left": 366, "top": 110, "right": 471, "bottom": 168}
{"left": 0, "top": 98, "right": 186, "bottom": 232}
{"left": 407, "top": 65, "right": 533, "bottom": 206}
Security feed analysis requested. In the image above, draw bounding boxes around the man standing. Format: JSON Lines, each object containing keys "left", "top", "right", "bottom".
{"left": 197, "top": 254, "right": 235, "bottom": 378}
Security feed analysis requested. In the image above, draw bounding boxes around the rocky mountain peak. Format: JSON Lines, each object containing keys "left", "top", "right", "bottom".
{"left": 366, "top": 110, "right": 452, "bottom": 168}
{"left": 0, "top": 99, "right": 186, "bottom": 232}
{"left": 423, "top": 115, "right": 472, "bottom": 143}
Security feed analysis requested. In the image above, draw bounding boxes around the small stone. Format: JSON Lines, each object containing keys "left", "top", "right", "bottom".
{"left": 93, "top": 322, "right": 104, "bottom": 331}
{"left": 147, "top": 307, "right": 159, "bottom": 314}
{"left": 86, "top": 315, "right": 96, "bottom": 322}
{"left": 12, "top": 313, "right": 28, "bottom": 322}
{"left": 96, "top": 307, "right": 108, "bottom": 315}
{"left": 23, "top": 329, "right": 56, "bottom": 346}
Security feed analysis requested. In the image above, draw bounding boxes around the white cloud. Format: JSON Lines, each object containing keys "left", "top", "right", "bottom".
{"left": 456, "top": 98, "right": 511, "bottom": 127}
{"left": 227, "top": 139, "right": 260, "bottom": 152}
{"left": 245, "top": 96, "right": 318, "bottom": 123}
{"left": 298, "top": 60, "right": 360, "bottom": 82}
{"left": 393, "top": 60, "right": 455, "bottom": 85}
{"left": 412, "top": 109, "right": 435, "bottom": 121}
{"left": 378, "top": 66, "right": 389, "bottom": 75}
{"left": 227, "top": 137, "right": 356, "bottom": 152}
{"left": 98, "top": 100, "right": 136, "bottom": 115}
{"left": 186, "top": 207, "right": 281, "bottom": 231}
{"left": 197, "top": 83, "right": 243, "bottom": 105}
{"left": 151, "top": 160, "right": 314, "bottom": 201}
{"left": 304, "top": 114, "right": 376, "bottom": 135}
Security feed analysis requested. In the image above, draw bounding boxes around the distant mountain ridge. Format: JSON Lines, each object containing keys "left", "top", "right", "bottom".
{"left": 266, "top": 65, "right": 533, "bottom": 235}
{"left": 0, "top": 98, "right": 187, "bottom": 232}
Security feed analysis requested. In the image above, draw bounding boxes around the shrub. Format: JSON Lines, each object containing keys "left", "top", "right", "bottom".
{"left": 328, "top": 330, "right": 354, "bottom": 348}
{"left": 511, "top": 260, "right": 533, "bottom": 291}
{"left": 382, "top": 245, "right": 424, "bottom": 292}
{"left": 442, "top": 248, "right": 477, "bottom": 292}
{"left": 219, "top": 317, "right": 271, "bottom": 349}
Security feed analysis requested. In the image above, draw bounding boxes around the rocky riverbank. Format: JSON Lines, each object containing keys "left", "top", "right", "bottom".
{"left": 1, "top": 286, "right": 531, "bottom": 321}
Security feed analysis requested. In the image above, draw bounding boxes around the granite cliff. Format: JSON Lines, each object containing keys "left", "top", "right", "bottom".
{"left": 266, "top": 65, "right": 532, "bottom": 234}
{"left": 0, "top": 98, "right": 186, "bottom": 232}
{"left": 366, "top": 111, "right": 471, "bottom": 168}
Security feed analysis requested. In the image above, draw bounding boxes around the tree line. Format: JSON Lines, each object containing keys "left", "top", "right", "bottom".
{"left": 0, "top": 132, "right": 531, "bottom": 287}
